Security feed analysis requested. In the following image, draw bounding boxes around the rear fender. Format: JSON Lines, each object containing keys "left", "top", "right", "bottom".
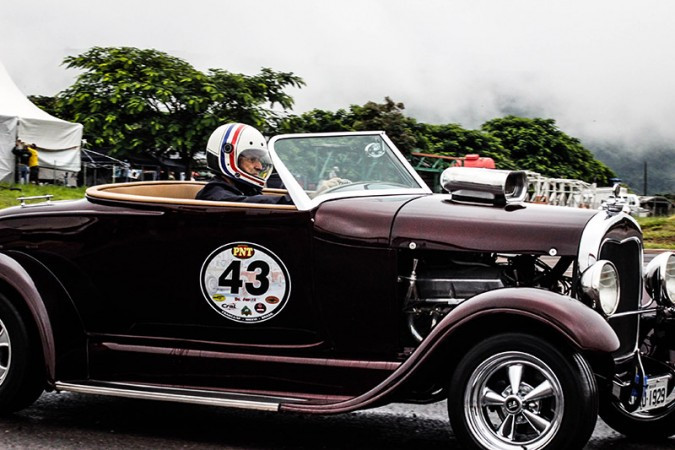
{"left": 0, "top": 251, "right": 88, "bottom": 386}
{"left": 0, "top": 252, "right": 55, "bottom": 383}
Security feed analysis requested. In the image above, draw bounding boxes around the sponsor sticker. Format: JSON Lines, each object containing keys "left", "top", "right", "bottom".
{"left": 265, "top": 296, "right": 280, "bottom": 305}
{"left": 232, "top": 244, "right": 255, "bottom": 259}
{"left": 200, "top": 242, "right": 291, "bottom": 323}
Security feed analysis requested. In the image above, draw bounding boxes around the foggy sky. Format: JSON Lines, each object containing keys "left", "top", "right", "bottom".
{"left": 2, "top": 0, "right": 675, "bottom": 148}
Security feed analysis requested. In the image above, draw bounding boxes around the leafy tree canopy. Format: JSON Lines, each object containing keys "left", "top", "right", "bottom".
{"left": 413, "top": 122, "right": 516, "bottom": 170}
{"left": 281, "top": 105, "right": 611, "bottom": 184}
{"left": 278, "top": 97, "right": 418, "bottom": 154}
{"left": 28, "top": 95, "right": 57, "bottom": 113}
{"left": 53, "top": 47, "right": 304, "bottom": 173}
{"left": 279, "top": 98, "right": 515, "bottom": 167}
{"left": 481, "top": 116, "right": 616, "bottom": 184}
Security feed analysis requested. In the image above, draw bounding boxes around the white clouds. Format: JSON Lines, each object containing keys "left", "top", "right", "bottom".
{"left": 2, "top": 0, "right": 675, "bottom": 146}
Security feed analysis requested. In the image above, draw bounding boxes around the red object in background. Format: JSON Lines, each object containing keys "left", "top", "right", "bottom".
{"left": 461, "top": 154, "right": 496, "bottom": 169}
{"left": 411, "top": 152, "right": 496, "bottom": 169}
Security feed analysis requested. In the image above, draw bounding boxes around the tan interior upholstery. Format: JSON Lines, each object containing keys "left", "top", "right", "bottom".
{"left": 91, "top": 182, "right": 205, "bottom": 199}
{"left": 86, "top": 181, "right": 295, "bottom": 210}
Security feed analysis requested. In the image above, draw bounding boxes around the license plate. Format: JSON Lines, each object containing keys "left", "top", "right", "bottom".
{"left": 638, "top": 376, "right": 669, "bottom": 412}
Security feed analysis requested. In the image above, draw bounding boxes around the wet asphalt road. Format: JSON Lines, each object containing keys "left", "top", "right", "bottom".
{"left": 0, "top": 391, "right": 672, "bottom": 449}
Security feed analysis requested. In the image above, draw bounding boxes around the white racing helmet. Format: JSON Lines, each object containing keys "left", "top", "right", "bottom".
{"left": 206, "top": 123, "right": 273, "bottom": 188}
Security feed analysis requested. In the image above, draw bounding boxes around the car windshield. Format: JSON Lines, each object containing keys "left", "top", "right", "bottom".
{"left": 271, "top": 134, "right": 424, "bottom": 203}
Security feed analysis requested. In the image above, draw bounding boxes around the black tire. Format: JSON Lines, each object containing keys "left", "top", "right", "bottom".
{"left": 0, "top": 293, "right": 45, "bottom": 414}
{"left": 600, "top": 392, "right": 675, "bottom": 440}
{"left": 447, "top": 333, "right": 598, "bottom": 450}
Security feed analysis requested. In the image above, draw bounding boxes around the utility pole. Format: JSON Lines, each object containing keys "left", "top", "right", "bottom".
{"left": 643, "top": 160, "right": 648, "bottom": 195}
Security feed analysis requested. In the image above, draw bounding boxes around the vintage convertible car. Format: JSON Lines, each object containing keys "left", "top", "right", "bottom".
{"left": 0, "top": 131, "right": 672, "bottom": 449}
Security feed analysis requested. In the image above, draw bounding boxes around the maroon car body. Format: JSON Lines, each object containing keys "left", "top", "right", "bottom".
{"left": 0, "top": 131, "right": 672, "bottom": 450}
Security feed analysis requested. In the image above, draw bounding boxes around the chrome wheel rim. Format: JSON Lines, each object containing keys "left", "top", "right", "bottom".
{"left": 0, "top": 317, "right": 10, "bottom": 386}
{"left": 464, "top": 351, "right": 565, "bottom": 450}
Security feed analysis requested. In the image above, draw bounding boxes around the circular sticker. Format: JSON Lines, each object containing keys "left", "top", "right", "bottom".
{"left": 200, "top": 242, "right": 291, "bottom": 323}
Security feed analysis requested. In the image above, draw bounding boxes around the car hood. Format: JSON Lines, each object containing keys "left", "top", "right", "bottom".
{"left": 391, "top": 195, "right": 598, "bottom": 255}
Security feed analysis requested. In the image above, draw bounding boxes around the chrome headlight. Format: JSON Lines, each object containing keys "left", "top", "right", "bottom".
{"left": 580, "top": 260, "right": 620, "bottom": 316}
{"left": 644, "top": 252, "right": 675, "bottom": 307}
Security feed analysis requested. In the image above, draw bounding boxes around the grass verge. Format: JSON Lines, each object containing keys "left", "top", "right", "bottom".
{"left": 638, "top": 215, "right": 675, "bottom": 250}
{"left": 0, "top": 183, "right": 86, "bottom": 209}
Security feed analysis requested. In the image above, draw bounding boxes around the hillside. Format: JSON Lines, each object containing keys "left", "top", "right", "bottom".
{"left": 588, "top": 141, "right": 675, "bottom": 195}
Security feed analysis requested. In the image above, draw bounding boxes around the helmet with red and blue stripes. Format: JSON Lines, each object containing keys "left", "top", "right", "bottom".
{"left": 205, "top": 123, "right": 272, "bottom": 188}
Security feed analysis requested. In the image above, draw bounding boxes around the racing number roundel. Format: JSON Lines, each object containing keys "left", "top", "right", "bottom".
{"left": 200, "top": 242, "right": 291, "bottom": 323}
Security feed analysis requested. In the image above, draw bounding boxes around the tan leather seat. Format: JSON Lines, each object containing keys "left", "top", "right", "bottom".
{"left": 86, "top": 181, "right": 294, "bottom": 209}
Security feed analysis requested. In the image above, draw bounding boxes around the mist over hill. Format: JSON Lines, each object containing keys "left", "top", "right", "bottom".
{"left": 459, "top": 90, "right": 675, "bottom": 196}
{"left": 587, "top": 141, "right": 674, "bottom": 195}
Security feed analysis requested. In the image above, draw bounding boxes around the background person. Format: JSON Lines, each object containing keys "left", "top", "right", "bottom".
{"left": 11, "top": 139, "right": 30, "bottom": 184}
{"left": 196, "top": 123, "right": 291, "bottom": 204}
{"left": 27, "top": 143, "right": 39, "bottom": 184}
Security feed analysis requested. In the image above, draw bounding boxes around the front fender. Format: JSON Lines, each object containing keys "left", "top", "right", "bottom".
{"left": 443, "top": 287, "right": 620, "bottom": 353}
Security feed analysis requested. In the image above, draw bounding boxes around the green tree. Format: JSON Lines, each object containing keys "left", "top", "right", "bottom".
{"left": 481, "top": 116, "right": 616, "bottom": 185}
{"left": 277, "top": 108, "right": 354, "bottom": 134}
{"left": 27, "top": 95, "right": 58, "bottom": 114}
{"left": 279, "top": 97, "right": 419, "bottom": 154}
{"left": 279, "top": 99, "right": 518, "bottom": 168}
{"left": 54, "top": 47, "right": 304, "bottom": 176}
{"left": 349, "top": 97, "right": 418, "bottom": 154}
{"left": 413, "top": 122, "right": 516, "bottom": 169}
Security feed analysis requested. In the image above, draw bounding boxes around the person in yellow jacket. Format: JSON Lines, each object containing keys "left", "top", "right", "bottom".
{"left": 27, "top": 144, "right": 39, "bottom": 184}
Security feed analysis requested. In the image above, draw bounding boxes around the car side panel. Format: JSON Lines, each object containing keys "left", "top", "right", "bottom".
{"left": 0, "top": 199, "right": 405, "bottom": 396}
{"left": 312, "top": 197, "right": 413, "bottom": 357}
{"left": 311, "top": 236, "right": 400, "bottom": 357}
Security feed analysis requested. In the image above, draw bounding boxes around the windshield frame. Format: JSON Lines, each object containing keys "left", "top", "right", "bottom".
{"left": 269, "top": 131, "right": 432, "bottom": 211}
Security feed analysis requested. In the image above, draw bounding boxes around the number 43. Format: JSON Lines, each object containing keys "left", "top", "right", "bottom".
{"left": 218, "top": 260, "right": 270, "bottom": 296}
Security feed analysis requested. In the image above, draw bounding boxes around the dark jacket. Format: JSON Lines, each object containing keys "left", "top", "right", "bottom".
{"left": 196, "top": 177, "right": 292, "bottom": 204}
{"left": 12, "top": 147, "right": 30, "bottom": 165}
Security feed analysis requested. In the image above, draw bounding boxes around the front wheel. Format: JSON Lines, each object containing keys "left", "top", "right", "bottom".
{"left": 448, "top": 333, "right": 598, "bottom": 450}
{"left": 600, "top": 392, "right": 675, "bottom": 440}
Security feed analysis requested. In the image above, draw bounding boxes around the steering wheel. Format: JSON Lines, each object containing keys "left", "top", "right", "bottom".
{"left": 321, "top": 180, "right": 410, "bottom": 194}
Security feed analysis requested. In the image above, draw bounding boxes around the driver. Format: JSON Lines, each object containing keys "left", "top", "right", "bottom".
{"left": 196, "top": 123, "right": 292, "bottom": 204}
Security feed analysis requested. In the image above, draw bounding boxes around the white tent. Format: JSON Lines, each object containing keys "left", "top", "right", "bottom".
{"left": 0, "top": 61, "right": 82, "bottom": 182}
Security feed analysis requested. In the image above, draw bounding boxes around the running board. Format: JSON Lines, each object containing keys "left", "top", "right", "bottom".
{"left": 54, "top": 381, "right": 307, "bottom": 412}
